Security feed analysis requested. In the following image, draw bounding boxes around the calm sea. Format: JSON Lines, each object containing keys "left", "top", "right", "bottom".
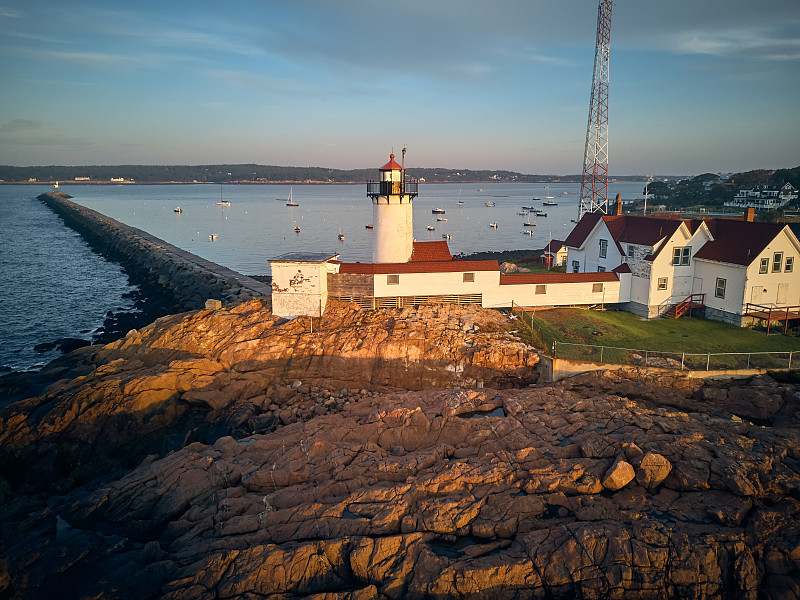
{"left": 2, "top": 181, "right": 646, "bottom": 373}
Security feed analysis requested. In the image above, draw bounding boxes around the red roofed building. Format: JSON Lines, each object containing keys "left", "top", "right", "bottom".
{"left": 563, "top": 211, "right": 800, "bottom": 325}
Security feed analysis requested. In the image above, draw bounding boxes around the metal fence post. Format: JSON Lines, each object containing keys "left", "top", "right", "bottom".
{"left": 706, "top": 352, "right": 711, "bottom": 371}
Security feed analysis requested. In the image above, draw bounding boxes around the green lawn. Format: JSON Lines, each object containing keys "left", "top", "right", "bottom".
{"left": 524, "top": 308, "right": 800, "bottom": 354}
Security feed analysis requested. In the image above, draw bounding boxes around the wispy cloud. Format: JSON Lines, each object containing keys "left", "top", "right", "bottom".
{"left": 674, "top": 29, "right": 800, "bottom": 61}
{"left": 0, "top": 6, "right": 23, "bottom": 18}
{"left": 0, "top": 119, "right": 42, "bottom": 133}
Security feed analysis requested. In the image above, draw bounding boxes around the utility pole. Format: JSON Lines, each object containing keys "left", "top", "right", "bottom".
{"left": 578, "top": 0, "right": 613, "bottom": 220}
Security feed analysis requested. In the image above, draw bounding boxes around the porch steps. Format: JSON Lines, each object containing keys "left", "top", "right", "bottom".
{"left": 662, "top": 294, "right": 705, "bottom": 319}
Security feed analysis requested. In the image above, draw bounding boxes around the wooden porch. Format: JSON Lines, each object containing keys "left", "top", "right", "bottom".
{"left": 744, "top": 303, "right": 800, "bottom": 334}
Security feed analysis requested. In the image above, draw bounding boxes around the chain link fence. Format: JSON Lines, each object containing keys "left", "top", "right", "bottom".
{"left": 511, "top": 303, "right": 796, "bottom": 372}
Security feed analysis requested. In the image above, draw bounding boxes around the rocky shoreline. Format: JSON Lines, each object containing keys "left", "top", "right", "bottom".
{"left": 0, "top": 297, "right": 798, "bottom": 599}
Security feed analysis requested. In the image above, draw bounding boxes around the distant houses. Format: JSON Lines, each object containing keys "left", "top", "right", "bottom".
{"left": 725, "top": 183, "right": 798, "bottom": 210}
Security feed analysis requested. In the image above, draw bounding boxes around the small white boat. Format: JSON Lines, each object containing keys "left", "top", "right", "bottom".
{"left": 432, "top": 208, "right": 445, "bottom": 214}
{"left": 174, "top": 207, "right": 182, "bottom": 213}
{"left": 285, "top": 188, "right": 298, "bottom": 207}
{"left": 437, "top": 217, "right": 447, "bottom": 221}
{"left": 523, "top": 230, "right": 534, "bottom": 236}
{"left": 457, "top": 200, "right": 465, "bottom": 205}
{"left": 542, "top": 201, "right": 558, "bottom": 206}
{"left": 427, "top": 225, "right": 435, "bottom": 231}
{"left": 543, "top": 185, "right": 554, "bottom": 199}
{"left": 209, "top": 233, "right": 218, "bottom": 240}
{"left": 523, "top": 222, "right": 536, "bottom": 227}
{"left": 294, "top": 225, "right": 300, "bottom": 233}
{"left": 442, "top": 234, "right": 452, "bottom": 239}
{"left": 365, "top": 224, "right": 373, "bottom": 229}
{"left": 477, "top": 188, "right": 482, "bottom": 192}
{"left": 571, "top": 218, "right": 578, "bottom": 223}
{"left": 489, "top": 222, "right": 498, "bottom": 228}
{"left": 485, "top": 201, "right": 495, "bottom": 207}
{"left": 338, "top": 226, "right": 344, "bottom": 241}
{"left": 517, "top": 211, "right": 528, "bottom": 216}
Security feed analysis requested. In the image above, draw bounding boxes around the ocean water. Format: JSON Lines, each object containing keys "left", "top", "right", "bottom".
{"left": 67, "top": 181, "right": 648, "bottom": 275}
{"left": 0, "top": 186, "right": 138, "bottom": 373}
{"left": 2, "top": 180, "right": 647, "bottom": 373}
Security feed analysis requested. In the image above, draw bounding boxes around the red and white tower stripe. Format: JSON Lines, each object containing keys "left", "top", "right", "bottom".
{"left": 579, "top": 0, "right": 613, "bottom": 220}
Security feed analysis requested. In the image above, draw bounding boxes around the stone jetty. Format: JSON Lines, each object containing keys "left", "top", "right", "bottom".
{"left": 37, "top": 191, "right": 271, "bottom": 311}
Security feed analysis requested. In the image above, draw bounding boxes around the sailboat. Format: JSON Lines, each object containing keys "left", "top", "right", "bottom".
{"left": 338, "top": 225, "right": 345, "bottom": 241}
{"left": 285, "top": 187, "right": 299, "bottom": 207}
{"left": 216, "top": 185, "right": 230, "bottom": 206}
{"left": 543, "top": 185, "right": 554, "bottom": 199}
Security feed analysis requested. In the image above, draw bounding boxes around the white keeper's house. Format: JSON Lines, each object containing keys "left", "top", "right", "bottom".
{"left": 270, "top": 151, "right": 800, "bottom": 328}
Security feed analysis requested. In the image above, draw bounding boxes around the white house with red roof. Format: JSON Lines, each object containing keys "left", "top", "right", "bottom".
{"left": 563, "top": 207, "right": 800, "bottom": 325}
{"left": 270, "top": 152, "right": 798, "bottom": 327}
{"left": 270, "top": 152, "right": 629, "bottom": 316}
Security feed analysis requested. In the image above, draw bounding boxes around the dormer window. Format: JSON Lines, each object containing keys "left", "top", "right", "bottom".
{"left": 599, "top": 239, "right": 608, "bottom": 259}
{"left": 672, "top": 246, "right": 691, "bottom": 266}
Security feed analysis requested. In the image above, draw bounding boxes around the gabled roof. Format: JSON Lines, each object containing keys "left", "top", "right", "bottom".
{"left": 379, "top": 153, "right": 402, "bottom": 171}
{"left": 338, "top": 259, "right": 499, "bottom": 275}
{"left": 543, "top": 239, "right": 565, "bottom": 253}
{"left": 694, "top": 220, "right": 787, "bottom": 266}
{"left": 499, "top": 272, "right": 619, "bottom": 285}
{"left": 409, "top": 240, "right": 453, "bottom": 262}
{"left": 564, "top": 212, "right": 603, "bottom": 249}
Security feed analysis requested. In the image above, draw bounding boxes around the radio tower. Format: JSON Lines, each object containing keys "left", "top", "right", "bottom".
{"left": 578, "top": 0, "right": 613, "bottom": 219}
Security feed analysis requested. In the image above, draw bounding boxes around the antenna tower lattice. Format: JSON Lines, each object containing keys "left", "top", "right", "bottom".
{"left": 578, "top": 0, "right": 613, "bottom": 219}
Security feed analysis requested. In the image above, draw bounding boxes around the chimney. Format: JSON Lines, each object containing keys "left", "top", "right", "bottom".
{"left": 616, "top": 193, "right": 623, "bottom": 215}
{"left": 744, "top": 207, "right": 755, "bottom": 222}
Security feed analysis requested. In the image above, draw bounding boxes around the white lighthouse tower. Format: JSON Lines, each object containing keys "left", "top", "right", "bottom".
{"left": 367, "top": 147, "right": 418, "bottom": 263}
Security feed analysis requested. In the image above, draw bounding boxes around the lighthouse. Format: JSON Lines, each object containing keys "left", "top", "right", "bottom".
{"left": 367, "top": 147, "right": 418, "bottom": 263}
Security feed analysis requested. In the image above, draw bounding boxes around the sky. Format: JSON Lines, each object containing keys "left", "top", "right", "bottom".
{"left": 1, "top": 0, "right": 799, "bottom": 176}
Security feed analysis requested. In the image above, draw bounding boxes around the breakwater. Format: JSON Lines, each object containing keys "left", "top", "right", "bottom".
{"left": 38, "top": 191, "right": 271, "bottom": 312}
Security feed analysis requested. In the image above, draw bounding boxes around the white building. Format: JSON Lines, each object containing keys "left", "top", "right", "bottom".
{"left": 563, "top": 209, "right": 800, "bottom": 325}
{"left": 270, "top": 151, "right": 799, "bottom": 329}
{"left": 725, "top": 183, "right": 798, "bottom": 210}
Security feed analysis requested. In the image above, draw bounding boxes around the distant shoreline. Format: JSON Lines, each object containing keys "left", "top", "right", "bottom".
{"left": 1, "top": 178, "right": 652, "bottom": 186}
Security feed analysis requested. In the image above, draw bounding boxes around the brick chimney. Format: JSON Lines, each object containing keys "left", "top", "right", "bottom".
{"left": 744, "top": 207, "right": 755, "bottom": 222}
{"left": 615, "top": 193, "right": 623, "bottom": 215}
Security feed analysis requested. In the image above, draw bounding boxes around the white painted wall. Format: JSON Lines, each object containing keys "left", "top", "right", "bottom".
{"left": 373, "top": 269, "right": 499, "bottom": 298}
{"left": 372, "top": 199, "right": 413, "bottom": 263}
{"left": 271, "top": 261, "right": 335, "bottom": 317}
{"left": 483, "top": 274, "right": 629, "bottom": 308}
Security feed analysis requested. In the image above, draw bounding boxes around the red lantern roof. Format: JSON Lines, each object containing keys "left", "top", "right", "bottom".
{"left": 379, "top": 153, "right": 403, "bottom": 171}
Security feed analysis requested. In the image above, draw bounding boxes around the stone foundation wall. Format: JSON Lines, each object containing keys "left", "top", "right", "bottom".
{"left": 38, "top": 192, "right": 271, "bottom": 311}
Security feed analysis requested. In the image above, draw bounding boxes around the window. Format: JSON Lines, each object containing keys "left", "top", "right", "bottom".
{"left": 463, "top": 272, "right": 475, "bottom": 283}
{"left": 715, "top": 277, "right": 726, "bottom": 299}
{"left": 773, "top": 252, "right": 783, "bottom": 273}
{"left": 786, "top": 257, "right": 794, "bottom": 273}
{"left": 657, "top": 277, "right": 668, "bottom": 290}
{"left": 572, "top": 260, "right": 580, "bottom": 273}
{"left": 535, "top": 285, "right": 547, "bottom": 295}
{"left": 759, "top": 258, "right": 769, "bottom": 274}
{"left": 672, "top": 246, "right": 691, "bottom": 266}
{"left": 387, "top": 274, "right": 399, "bottom": 285}
{"left": 627, "top": 244, "right": 635, "bottom": 258}
{"left": 592, "top": 283, "right": 603, "bottom": 293}
{"left": 599, "top": 239, "right": 608, "bottom": 259}
{"left": 598, "top": 266, "right": 606, "bottom": 272}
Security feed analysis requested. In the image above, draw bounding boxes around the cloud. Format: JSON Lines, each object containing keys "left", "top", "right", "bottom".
{"left": 0, "top": 6, "right": 23, "bottom": 18}
{"left": 673, "top": 29, "right": 800, "bottom": 61}
{"left": 0, "top": 119, "right": 42, "bottom": 133}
